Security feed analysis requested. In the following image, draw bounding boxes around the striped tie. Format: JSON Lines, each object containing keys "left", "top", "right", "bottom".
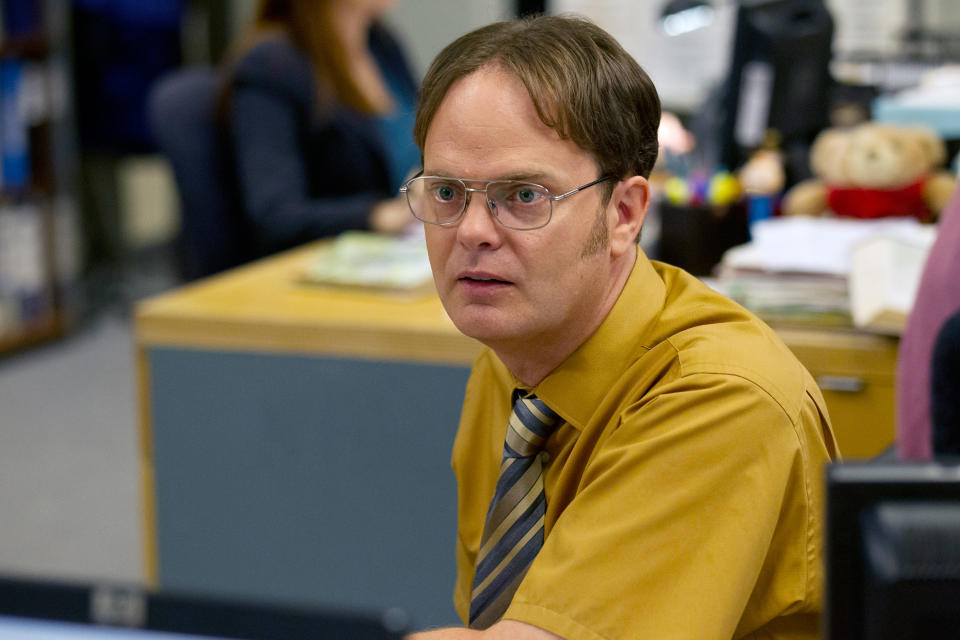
{"left": 468, "top": 390, "right": 562, "bottom": 629}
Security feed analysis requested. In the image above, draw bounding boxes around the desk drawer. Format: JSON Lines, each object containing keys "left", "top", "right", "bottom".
{"left": 776, "top": 327, "right": 899, "bottom": 459}
{"left": 815, "top": 373, "right": 895, "bottom": 458}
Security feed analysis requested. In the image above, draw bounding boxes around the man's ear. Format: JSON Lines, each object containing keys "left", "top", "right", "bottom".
{"left": 608, "top": 176, "right": 650, "bottom": 258}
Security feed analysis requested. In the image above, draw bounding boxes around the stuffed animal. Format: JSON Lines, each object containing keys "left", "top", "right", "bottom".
{"left": 738, "top": 148, "right": 786, "bottom": 196}
{"left": 782, "top": 122, "right": 958, "bottom": 221}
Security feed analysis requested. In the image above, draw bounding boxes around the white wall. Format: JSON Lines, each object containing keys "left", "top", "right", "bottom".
{"left": 224, "top": 0, "right": 512, "bottom": 79}
{"left": 828, "top": 0, "right": 960, "bottom": 59}
{"left": 826, "top": 0, "right": 910, "bottom": 59}
{"left": 384, "top": 0, "right": 513, "bottom": 79}
{"left": 551, "top": 0, "right": 736, "bottom": 113}
{"left": 223, "top": 0, "right": 960, "bottom": 112}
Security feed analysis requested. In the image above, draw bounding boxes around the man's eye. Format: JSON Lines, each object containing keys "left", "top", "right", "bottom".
{"left": 433, "top": 184, "right": 458, "bottom": 202}
{"left": 506, "top": 186, "right": 543, "bottom": 204}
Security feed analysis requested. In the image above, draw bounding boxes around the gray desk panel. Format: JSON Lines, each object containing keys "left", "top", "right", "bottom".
{"left": 148, "top": 347, "right": 471, "bottom": 628}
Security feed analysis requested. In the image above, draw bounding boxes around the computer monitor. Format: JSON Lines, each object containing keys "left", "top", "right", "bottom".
{"left": 712, "top": 0, "right": 834, "bottom": 186}
{"left": 824, "top": 461, "right": 960, "bottom": 640}
{"left": 0, "top": 574, "right": 407, "bottom": 640}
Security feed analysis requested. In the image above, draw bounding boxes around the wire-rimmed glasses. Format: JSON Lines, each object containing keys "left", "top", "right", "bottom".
{"left": 400, "top": 174, "right": 614, "bottom": 231}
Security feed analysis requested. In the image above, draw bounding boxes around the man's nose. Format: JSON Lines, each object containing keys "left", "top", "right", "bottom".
{"left": 456, "top": 191, "right": 502, "bottom": 247}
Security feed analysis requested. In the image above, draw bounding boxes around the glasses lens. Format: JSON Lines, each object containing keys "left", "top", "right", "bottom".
{"left": 407, "top": 177, "right": 465, "bottom": 224}
{"left": 489, "top": 182, "right": 551, "bottom": 229}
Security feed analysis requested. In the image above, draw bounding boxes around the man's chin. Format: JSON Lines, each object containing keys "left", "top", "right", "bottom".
{"left": 448, "top": 310, "right": 521, "bottom": 347}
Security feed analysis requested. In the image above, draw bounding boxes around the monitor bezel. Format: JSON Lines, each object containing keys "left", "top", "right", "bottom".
{"left": 824, "top": 460, "right": 960, "bottom": 640}
{"left": 0, "top": 574, "right": 406, "bottom": 640}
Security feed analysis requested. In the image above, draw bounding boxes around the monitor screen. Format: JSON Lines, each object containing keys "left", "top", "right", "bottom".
{"left": 714, "top": 0, "right": 834, "bottom": 186}
{"left": 0, "top": 575, "right": 406, "bottom": 640}
{"left": 0, "top": 615, "right": 231, "bottom": 640}
{"left": 824, "top": 461, "right": 960, "bottom": 640}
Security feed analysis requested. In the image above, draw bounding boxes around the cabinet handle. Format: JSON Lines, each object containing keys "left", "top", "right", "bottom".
{"left": 817, "top": 375, "right": 865, "bottom": 393}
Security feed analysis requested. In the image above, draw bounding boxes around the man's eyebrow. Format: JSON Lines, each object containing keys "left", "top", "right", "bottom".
{"left": 421, "top": 170, "right": 552, "bottom": 183}
{"left": 495, "top": 172, "right": 551, "bottom": 183}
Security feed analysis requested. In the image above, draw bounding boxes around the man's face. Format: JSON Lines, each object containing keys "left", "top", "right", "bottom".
{"left": 422, "top": 65, "right": 625, "bottom": 361}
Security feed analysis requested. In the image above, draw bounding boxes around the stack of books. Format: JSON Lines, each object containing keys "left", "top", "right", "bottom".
{"left": 711, "top": 216, "right": 935, "bottom": 332}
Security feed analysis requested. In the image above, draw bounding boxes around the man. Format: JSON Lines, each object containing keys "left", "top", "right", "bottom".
{"left": 404, "top": 14, "right": 838, "bottom": 640}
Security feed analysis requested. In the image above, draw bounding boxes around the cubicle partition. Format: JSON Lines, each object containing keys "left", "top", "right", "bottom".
{"left": 135, "top": 243, "right": 483, "bottom": 628}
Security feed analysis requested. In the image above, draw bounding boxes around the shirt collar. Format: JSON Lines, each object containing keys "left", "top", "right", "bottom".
{"left": 529, "top": 250, "right": 666, "bottom": 430}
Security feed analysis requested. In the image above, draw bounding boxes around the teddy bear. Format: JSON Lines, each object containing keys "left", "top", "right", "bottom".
{"left": 782, "top": 122, "right": 958, "bottom": 221}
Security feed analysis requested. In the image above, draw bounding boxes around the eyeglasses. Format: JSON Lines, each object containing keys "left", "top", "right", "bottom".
{"left": 399, "top": 174, "right": 614, "bottom": 231}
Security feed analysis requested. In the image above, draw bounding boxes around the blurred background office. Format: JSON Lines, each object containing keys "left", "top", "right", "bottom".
{"left": 159, "top": 0, "right": 422, "bottom": 281}
{"left": 0, "top": 0, "right": 515, "bottom": 591}
{"left": 1, "top": 0, "right": 959, "bottom": 622}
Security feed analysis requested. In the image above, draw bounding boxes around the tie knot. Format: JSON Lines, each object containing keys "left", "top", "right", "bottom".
{"left": 504, "top": 392, "right": 561, "bottom": 458}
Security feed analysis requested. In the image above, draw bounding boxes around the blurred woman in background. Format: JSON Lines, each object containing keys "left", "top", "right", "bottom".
{"left": 221, "top": 0, "right": 419, "bottom": 257}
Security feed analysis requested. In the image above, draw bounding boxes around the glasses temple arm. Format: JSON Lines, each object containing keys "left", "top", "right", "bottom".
{"left": 551, "top": 175, "right": 616, "bottom": 201}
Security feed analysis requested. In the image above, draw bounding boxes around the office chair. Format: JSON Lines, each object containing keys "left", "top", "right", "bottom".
{"left": 148, "top": 67, "right": 252, "bottom": 280}
{"left": 933, "top": 309, "right": 960, "bottom": 456}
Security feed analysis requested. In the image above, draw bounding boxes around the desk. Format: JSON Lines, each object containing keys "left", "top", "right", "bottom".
{"left": 771, "top": 325, "right": 898, "bottom": 457}
{"left": 135, "top": 242, "right": 897, "bottom": 626}
{"left": 136, "top": 243, "right": 482, "bottom": 627}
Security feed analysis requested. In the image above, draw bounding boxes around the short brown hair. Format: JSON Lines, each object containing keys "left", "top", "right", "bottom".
{"left": 414, "top": 14, "right": 661, "bottom": 185}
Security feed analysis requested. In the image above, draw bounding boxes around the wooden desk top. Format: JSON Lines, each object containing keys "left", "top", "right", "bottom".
{"left": 135, "top": 240, "right": 899, "bottom": 372}
{"left": 134, "top": 241, "right": 485, "bottom": 366}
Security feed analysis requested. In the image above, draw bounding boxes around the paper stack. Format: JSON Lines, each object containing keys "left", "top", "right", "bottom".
{"left": 848, "top": 234, "right": 934, "bottom": 334}
{"left": 301, "top": 231, "right": 435, "bottom": 296}
{"left": 712, "top": 217, "right": 936, "bottom": 332}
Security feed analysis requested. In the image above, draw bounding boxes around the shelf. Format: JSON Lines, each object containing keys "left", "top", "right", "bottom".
{"left": 0, "top": 1, "right": 80, "bottom": 357}
{"left": 0, "top": 309, "right": 63, "bottom": 356}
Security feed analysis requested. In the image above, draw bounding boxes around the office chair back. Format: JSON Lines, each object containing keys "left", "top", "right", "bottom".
{"left": 933, "top": 309, "right": 960, "bottom": 456}
{"left": 148, "top": 67, "right": 251, "bottom": 280}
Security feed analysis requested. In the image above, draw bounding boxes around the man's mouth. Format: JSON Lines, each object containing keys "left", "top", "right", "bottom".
{"left": 460, "top": 276, "right": 512, "bottom": 284}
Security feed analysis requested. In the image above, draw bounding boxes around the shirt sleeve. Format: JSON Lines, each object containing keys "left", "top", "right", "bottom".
{"left": 228, "top": 40, "right": 376, "bottom": 253}
{"left": 504, "top": 372, "right": 819, "bottom": 640}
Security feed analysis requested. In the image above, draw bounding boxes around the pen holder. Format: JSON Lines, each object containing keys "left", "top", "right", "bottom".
{"left": 655, "top": 200, "right": 750, "bottom": 277}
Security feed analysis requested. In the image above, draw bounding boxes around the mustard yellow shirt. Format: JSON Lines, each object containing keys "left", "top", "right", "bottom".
{"left": 451, "top": 253, "right": 839, "bottom": 640}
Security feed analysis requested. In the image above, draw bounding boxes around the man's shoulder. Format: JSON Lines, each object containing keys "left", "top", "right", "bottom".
{"left": 645, "top": 261, "right": 816, "bottom": 421}
{"left": 669, "top": 317, "right": 808, "bottom": 404}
